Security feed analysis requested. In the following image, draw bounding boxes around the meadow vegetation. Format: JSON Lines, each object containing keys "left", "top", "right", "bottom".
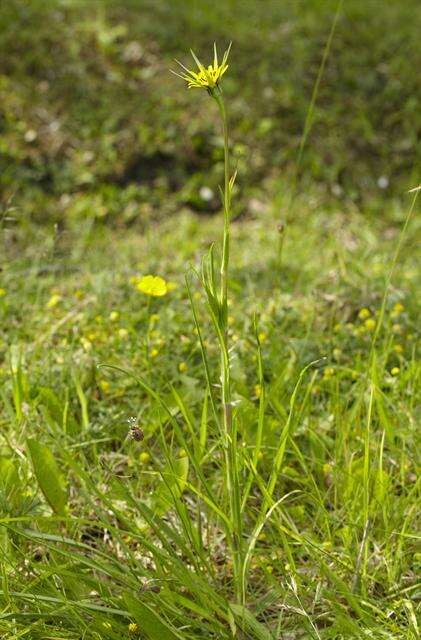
{"left": 0, "top": 1, "right": 420, "bottom": 638}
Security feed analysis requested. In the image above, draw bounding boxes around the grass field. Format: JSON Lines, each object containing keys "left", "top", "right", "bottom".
{"left": 1, "top": 1, "right": 420, "bottom": 639}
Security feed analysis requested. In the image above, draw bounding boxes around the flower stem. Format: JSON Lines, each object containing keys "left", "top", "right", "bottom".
{"left": 213, "top": 89, "right": 244, "bottom": 604}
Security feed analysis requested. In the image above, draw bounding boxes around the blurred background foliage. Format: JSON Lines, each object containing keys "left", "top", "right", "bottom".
{"left": 1, "top": 0, "right": 420, "bottom": 229}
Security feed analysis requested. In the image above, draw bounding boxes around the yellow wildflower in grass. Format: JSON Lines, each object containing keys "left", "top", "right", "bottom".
{"left": 128, "top": 622, "right": 139, "bottom": 634}
{"left": 391, "top": 302, "right": 404, "bottom": 318}
{"left": 393, "top": 344, "right": 403, "bottom": 354}
{"left": 172, "top": 42, "right": 231, "bottom": 91}
{"left": 118, "top": 328, "right": 129, "bottom": 339}
{"left": 391, "top": 367, "right": 400, "bottom": 376}
{"left": 46, "top": 294, "right": 61, "bottom": 309}
{"left": 109, "top": 311, "right": 119, "bottom": 321}
{"left": 358, "top": 308, "right": 371, "bottom": 319}
{"left": 0, "top": 288, "right": 6, "bottom": 297}
{"left": 323, "top": 367, "right": 335, "bottom": 380}
{"left": 258, "top": 332, "right": 267, "bottom": 343}
{"left": 150, "top": 348, "right": 159, "bottom": 358}
{"left": 136, "top": 275, "right": 168, "bottom": 297}
{"left": 99, "top": 380, "right": 110, "bottom": 393}
{"left": 333, "top": 348, "right": 342, "bottom": 361}
{"left": 254, "top": 384, "right": 262, "bottom": 398}
{"left": 178, "top": 362, "right": 188, "bottom": 373}
{"left": 139, "top": 452, "right": 150, "bottom": 464}
{"left": 364, "top": 318, "right": 376, "bottom": 331}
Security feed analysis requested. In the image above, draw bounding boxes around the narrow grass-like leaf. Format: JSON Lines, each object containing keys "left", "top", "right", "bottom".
{"left": 27, "top": 439, "right": 67, "bottom": 516}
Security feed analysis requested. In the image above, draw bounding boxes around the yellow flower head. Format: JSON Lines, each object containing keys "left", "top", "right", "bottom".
{"left": 46, "top": 294, "right": 61, "bottom": 309}
{"left": 136, "top": 275, "right": 167, "bottom": 297}
{"left": 358, "top": 308, "right": 371, "bottom": 320}
{"left": 128, "top": 622, "right": 139, "bottom": 633}
{"left": 172, "top": 43, "right": 231, "bottom": 91}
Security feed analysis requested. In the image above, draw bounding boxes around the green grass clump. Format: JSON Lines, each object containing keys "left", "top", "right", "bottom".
{"left": 1, "top": 176, "right": 420, "bottom": 637}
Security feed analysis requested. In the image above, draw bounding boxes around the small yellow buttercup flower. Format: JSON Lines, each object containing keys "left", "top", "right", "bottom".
{"left": 99, "top": 380, "right": 110, "bottom": 393}
{"left": 171, "top": 43, "right": 231, "bottom": 91}
{"left": 391, "top": 302, "right": 404, "bottom": 318}
{"left": 46, "top": 294, "right": 61, "bottom": 309}
{"left": 358, "top": 308, "right": 371, "bottom": 320}
{"left": 136, "top": 275, "right": 168, "bottom": 297}
{"left": 128, "top": 622, "right": 139, "bottom": 633}
{"left": 391, "top": 367, "right": 400, "bottom": 376}
{"left": 178, "top": 362, "right": 188, "bottom": 373}
{"left": 139, "top": 452, "right": 150, "bottom": 463}
{"left": 364, "top": 318, "right": 376, "bottom": 331}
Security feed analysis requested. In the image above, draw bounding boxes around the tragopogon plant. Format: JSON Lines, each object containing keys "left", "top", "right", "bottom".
{"left": 172, "top": 44, "right": 245, "bottom": 601}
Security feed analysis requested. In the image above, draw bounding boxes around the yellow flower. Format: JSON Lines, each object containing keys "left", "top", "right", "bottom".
{"left": 333, "top": 348, "right": 341, "bottom": 361}
{"left": 0, "top": 288, "right": 6, "bottom": 297}
{"left": 139, "top": 452, "right": 150, "bottom": 463}
{"left": 128, "top": 622, "right": 139, "bottom": 633}
{"left": 391, "top": 367, "right": 400, "bottom": 376}
{"left": 258, "top": 332, "right": 267, "bottom": 343}
{"left": 136, "top": 275, "right": 168, "bottom": 297}
{"left": 364, "top": 318, "right": 376, "bottom": 331}
{"left": 109, "top": 311, "right": 119, "bottom": 321}
{"left": 171, "top": 43, "right": 231, "bottom": 90}
{"left": 358, "top": 308, "right": 371, "bottom": 320}
{"left": 254, "top": 383, "right": 262, "bottom": 398}
{"left": 118, "top": 328, "right": 129, "bottom": 339}
{"left": 46, "top": 294, "right": 61, "bottom": 309}
{"left": 150, "top": 348, "right": 159, "bottom": 358}
{"left": 391, "top": 302, "right": 404, "bottom": 318}
{"left": 178, "top": 362, "right": 188, "bottom": 373}
{"left": 99, "top": 380, "right": 110, "bottom": 393}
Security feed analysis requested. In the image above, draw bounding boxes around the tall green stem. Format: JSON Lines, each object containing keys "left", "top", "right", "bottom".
{"left": 213, "top": 89, "right": 244, "bottom": 604}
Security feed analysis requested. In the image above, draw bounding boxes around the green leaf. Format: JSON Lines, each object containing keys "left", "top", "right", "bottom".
{"left": 0, "top": 457, "right": 22, "bottom": 507}
{"left": 229, "top": 604, "right": 274, "bottom": 640}
{"left": 38, "top": 386, "right": 80, "bottom": 435}
{"left": 27, "top": 439, "right": 68, "bottom": 516}
{"left": 153, "top": 453, "right": 189, "bottom": 516}
{"left": 124, "top": 594, "right": 183, "bottom": 640}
